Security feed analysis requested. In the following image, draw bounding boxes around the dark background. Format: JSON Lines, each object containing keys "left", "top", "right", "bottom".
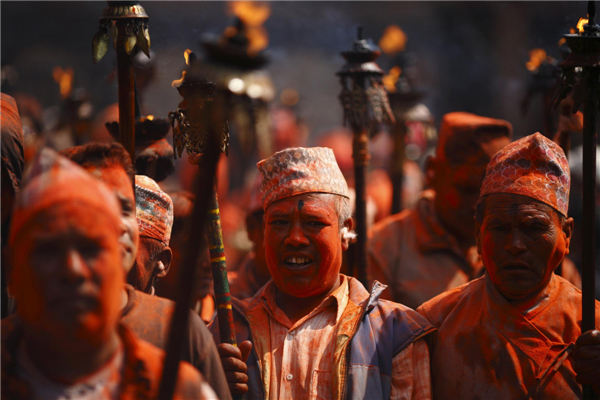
{"left": 1, "top": 1, "right": 588, "bottom": 140}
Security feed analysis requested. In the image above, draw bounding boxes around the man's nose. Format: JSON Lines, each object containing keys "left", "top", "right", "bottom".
{"left": 284, "top": 222, "right": 310, "bottom": 246}
{"left": 63, "top": 249, "right": 92, "bottom": 283}
{"left": 504, "top": 229, "right": 527, "bottom": 255}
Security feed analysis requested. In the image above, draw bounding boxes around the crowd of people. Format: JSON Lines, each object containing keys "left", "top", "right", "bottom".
{"left": 2, "top": 58, "right": 600, "bottom": 399}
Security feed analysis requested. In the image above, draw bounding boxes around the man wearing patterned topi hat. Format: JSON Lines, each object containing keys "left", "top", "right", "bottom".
{"left": 417, "top": 133, "right": 600, "bottom": 398}
{"left": 211, "top": 147, "right": 435, "bottom": 399}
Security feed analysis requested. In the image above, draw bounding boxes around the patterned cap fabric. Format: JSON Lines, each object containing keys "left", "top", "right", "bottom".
{"left": 10, "top": 148, "right": 120, "bottom": 244}
{"left": 480, "top": 132, "right": 570, "bottom": 216}
{"left": 437, "top": 112, "right": 513, "bottom": 163}
{"left": 135, "top": 175, "right": 173, "bottom": 245}
{"left": 257, "top": 147, "right": 349, "bottom": 210}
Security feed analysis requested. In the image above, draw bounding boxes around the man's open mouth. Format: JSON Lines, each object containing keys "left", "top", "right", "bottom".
{"left": 284, "top": 256, "right": 313, "bottom": 268}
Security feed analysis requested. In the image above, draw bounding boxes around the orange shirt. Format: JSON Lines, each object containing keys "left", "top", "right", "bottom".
{"left": 418, "top": 274, "right": 600, "bottom": 399}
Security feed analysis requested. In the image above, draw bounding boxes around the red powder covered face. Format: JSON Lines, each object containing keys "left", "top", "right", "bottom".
{"left": 264, "top": 193, "right": 344, "bottom": 298}
{"left": 433, "top": 135, "right": 510, "bottom": 243}
{"left": 11, "top": 201, "right": 123, "bottom": 343}
{"left": 86, "top": 165, "right": 139, "bottom": 273}
{"left": 477, "top": 193, "right": 571, "bottom": 300}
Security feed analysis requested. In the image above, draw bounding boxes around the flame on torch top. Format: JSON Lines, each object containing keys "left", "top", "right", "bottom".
{"left": 184, "top": 49, "right": 193, "bottom": 65}
{"left": 378, "top": 25, "right": 407, "bottom": 55}
{"left": 227, "top": 1, "right": 271, "bottom": 55}
{"left": 525, "top": 48, "right": 550, "bottom": 72}
{"left": 577, "top": 18, "right": 589, "bottom": 33}
{"left": 52, "top": 66, "right": 74, "bottom": 99}
{"left": 382, "top": 66, "right": 402, "bottom": 93}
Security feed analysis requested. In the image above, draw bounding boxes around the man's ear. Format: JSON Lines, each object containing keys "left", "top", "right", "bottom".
{"left": 341, "top": 217, "right": 354, "bottom": 251}
{"left": 155, "top": 246, "right": 173, "bottom": 279}
{"left": 424, "top": 155, "right": 436, "bottom": 188}
{"left": 562, "top": 217, "right": 574, "bottom": 255}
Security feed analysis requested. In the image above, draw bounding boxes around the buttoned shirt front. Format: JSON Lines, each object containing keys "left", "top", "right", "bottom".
{"left": 257, "top": 276, "right": 432, "bottom": 400}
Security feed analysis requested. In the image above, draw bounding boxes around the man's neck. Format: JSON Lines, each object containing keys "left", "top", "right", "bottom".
{"left": 275, "top": 277, "right": 341, "bottom": 325}
{"left": 23, "top": 330, "right": 121, "bottom": 384}
{"left": 505, "top": 276, "right": 554, "bottom": 315}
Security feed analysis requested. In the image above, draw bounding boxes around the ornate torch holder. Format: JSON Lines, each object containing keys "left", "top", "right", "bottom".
{"left": 337, "top": 28, "right": 394, "bottom": 287}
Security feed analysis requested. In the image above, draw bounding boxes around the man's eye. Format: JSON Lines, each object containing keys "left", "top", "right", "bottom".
{"left": 307, "top": 221, "right": 327, "bottom": 227}
{"left": 269, "top": 219, "right": 288, "bottom": 225}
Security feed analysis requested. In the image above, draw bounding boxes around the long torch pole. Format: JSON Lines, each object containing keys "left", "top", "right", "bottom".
{"left": 582, "top": 64, "right": 598, "bottom": 400}
{"left": 352, "top": 129, "right": 370, "bottom": 286}
{"left": 158, "top": 99, "right": 223, "bottom": 400}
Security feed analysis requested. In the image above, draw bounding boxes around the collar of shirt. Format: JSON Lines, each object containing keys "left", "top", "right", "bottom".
{"left": 483, "top": 273, "right": 565, "bottom": 368}
{"left": 259, "top": 275, "right": 350, "bottom": 330}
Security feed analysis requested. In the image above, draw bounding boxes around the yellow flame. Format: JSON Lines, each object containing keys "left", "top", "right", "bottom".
{"left": 184, "top": 49, "right": 192, "bottom": 65}
{"left": 145, "top": 115, "right": 155, "bottom": 121}
{"left": 171, "top": 71, "right": 187, "bottom": 88}
{"left": 526, "top": 48, "right": 547, "bottom": 72}
{"left": 52, "top": 66, "right": 74, "bottom": 99}
{"left": 382, "top": 66, "right": 402, "bottom": 93}
{"left": 378, "top": 25, "right": 407, "bottom": 55}
{"left": 228, "top": 1, "right": 270, "bottom": 55}
{"left": 228, "top": 1, "right": 270, "bottom": 27}
{"left": 577, "top": 18, "right": 589, "bottom": 33}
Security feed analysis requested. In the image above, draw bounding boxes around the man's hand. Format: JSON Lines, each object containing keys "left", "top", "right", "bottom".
{"left": 217, "top": 340, "right": 253, "bottom": 395}
{"left": 574, "top": 330, "right": 600, "bottom": 394}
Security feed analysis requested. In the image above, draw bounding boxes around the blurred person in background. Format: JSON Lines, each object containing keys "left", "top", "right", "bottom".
{"left": 369, "top": 112, "right": 513, "bottom": 309}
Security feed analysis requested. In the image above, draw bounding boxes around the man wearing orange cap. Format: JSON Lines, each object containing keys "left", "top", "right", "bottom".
{"left": 2, "top": 149, "right": 212, "bottom": 399}
{"left": 417, "top": 133, "right": 600, "bottom": 398}
{"left": 62, "top": 143, "right": 231, "bottom": 400}
{"left": 368, "top": 112, "right": 513, "bottom": 309}
{"left": 212, "top": 147, "right": 435, "bottom": 399}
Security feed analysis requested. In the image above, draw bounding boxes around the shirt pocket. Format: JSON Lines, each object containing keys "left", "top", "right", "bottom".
{"left": 310, "top": 369, "right": 332, "bottom": 400}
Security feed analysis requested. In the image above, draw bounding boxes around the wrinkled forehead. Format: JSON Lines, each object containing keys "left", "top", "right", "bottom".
{"left": 483, "top": 193, "right": 559, "bottom": 221}
{"left": 266, "top": 192, "right": 338, "bottom": 214}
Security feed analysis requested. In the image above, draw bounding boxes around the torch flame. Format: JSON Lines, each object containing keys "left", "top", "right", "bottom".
{"left": 577, "top": 18, "right": 589, "bottom": 33}
{"left": 382, "top": 66, "right": 402, "bottom": 93}
{"left": 171, "top": 71, "right": 187, "bottom": 88}
{"left": 52, "top": 66, "right": 74, "bottom": 99}
{"left": 378, "top": 25, "right": 407, "bottom": 55}
{"left": 525, "top": 48, "right": 547, "bottom": 72}
{"left": 184, "top": 49, "right": 192, "bottom": 65}
{"left": 228, "top": 1, "right": 270, "bottom": 55}
{"left": 228, "top": 1, "right": 270, "bottom": 27}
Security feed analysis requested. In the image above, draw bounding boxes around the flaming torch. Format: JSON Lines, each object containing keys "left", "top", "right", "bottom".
{"left": 337, "top": 28, "right": 395, "bottom": 287}
{"left": 91, "top": 1, "right": 151, "bottom": 163}
{"left": 379, "top": 25, "right": 436, "bottom": 215}
{"left": 160, "top": 51, "right": 231, "bottom": 400}
{"left": 554, "top": 3, "right": 600, "bottom": 399}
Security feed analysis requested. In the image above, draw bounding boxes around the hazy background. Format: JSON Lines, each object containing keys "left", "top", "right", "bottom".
{"left": 1, "top": 1, "right": 588, "bottom": 140}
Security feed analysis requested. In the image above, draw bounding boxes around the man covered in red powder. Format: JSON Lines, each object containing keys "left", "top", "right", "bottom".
{"left": 62, "top": 143, "right": 231, "bottom": 400}
{"left": 417, "top": 133, "right": 600, "bottom": 399}
{"left": 368, "top": 112, "right": 513, "bottom": 309}
{"left": 1, "top": 149, "right": 212, "bottom": 399}
{"left": 228, "top": 174, "right": 272, "bottom": 299}
{"left": 212, "top": 147, "right": 435, "bottom": 399}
